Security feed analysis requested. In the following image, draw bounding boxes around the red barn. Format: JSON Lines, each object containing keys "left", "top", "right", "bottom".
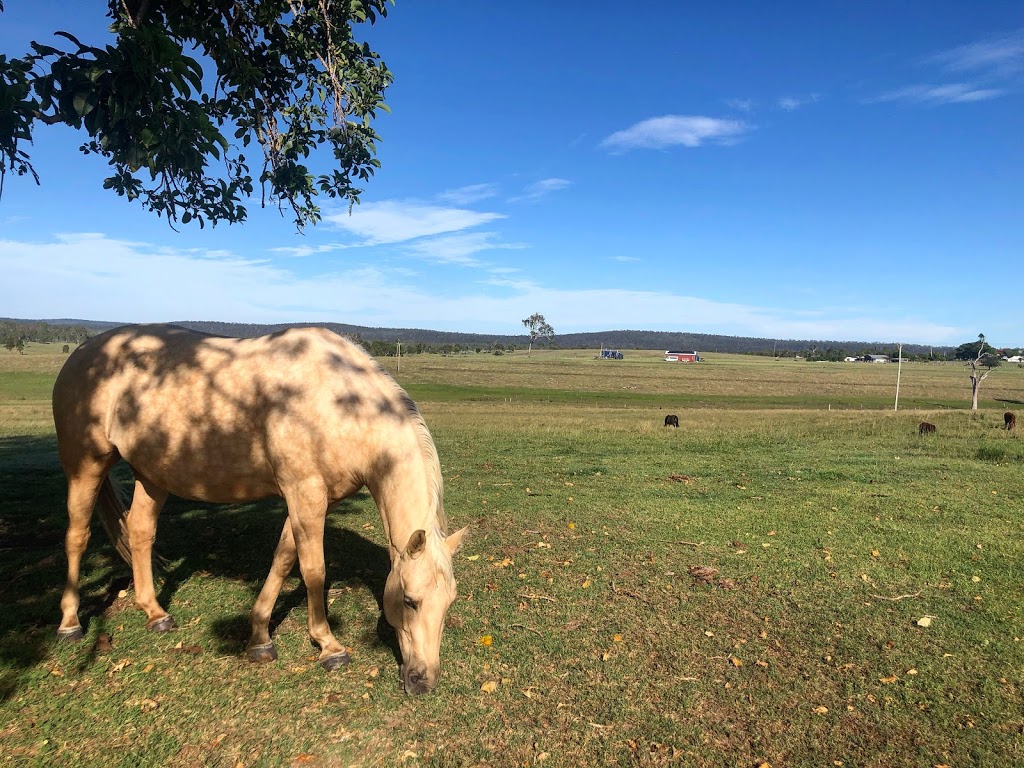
{"left": 664, "top": 350, "right": 700, "bottom": 362}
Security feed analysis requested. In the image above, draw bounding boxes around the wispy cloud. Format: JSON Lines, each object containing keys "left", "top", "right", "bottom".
{"left": 777, "top": 93, "right": 820, "bottom": 111}
{"left": 870, "top": 83, "right": 1004, "bottom": 105}
{"left": 725, "top": 98, "right": 755, "bottom": 113}
{"left": 508, "top": 178, "right": 572, "bottom": 203}
{"left": 601, "top": 116, "right": 751, "bottom": 152}
{"left": 0, "top": 233, "right": 965, "bottom": 344}
{"left": 402, "top": 232, "right": 526, "bottom": 267}
{"left": 926, "top": 29, "right": 1024, "bottom": 76}
{"left": 610, "top": 255, "right": 641, "bottom": 263}
{"left": 870, "top": 30, "right": 1021, "bottom": 107}
{"left": 323, "top": 200, "right": 505, "bottom": 245}
{"left": 437, "top": 183, "right": 501, "bottom": 205}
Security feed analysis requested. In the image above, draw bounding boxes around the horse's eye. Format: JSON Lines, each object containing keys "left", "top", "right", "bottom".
{"left": 403, "top": 597, "right": 419, "bottom": 610}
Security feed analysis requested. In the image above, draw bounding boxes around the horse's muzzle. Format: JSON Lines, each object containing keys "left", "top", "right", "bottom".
{"left": 400, "top": 665, "right": 436, "bottom": 695}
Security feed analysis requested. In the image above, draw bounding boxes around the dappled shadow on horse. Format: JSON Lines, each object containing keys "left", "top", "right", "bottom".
{"left": 52, "top": 324, "right": 467, "bottom": 695}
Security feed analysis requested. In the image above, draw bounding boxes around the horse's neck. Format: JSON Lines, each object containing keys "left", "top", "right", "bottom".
{"left": 370, "top": 454, "right": 441, "bottom": 560}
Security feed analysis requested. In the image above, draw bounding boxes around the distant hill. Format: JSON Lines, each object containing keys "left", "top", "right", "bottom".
{"left": 11, "top": 318, "right": 953, "bottom": 357}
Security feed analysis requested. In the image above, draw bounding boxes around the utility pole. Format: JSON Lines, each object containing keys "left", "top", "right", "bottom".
{"left": 397, "top": 339, "right": 401, "bottom": 374}
{"left": 894, "top": 343, "right": 902, "bottom": 411}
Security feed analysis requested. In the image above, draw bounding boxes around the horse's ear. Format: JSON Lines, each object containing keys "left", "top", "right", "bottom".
{"left": 445, "top": 526, "right": 469, "bottom": 557}
{"left": 405, "top": 529, "right": 427, "bottom": 558}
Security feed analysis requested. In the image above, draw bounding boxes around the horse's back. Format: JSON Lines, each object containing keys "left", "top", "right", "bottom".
{"left": 53, "top": 324, "right": 417, "bottom": 502}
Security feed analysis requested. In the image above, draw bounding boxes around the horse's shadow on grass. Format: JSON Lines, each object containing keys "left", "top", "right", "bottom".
{"left": 0, "top": 434, "right": 399, "bottom": 703}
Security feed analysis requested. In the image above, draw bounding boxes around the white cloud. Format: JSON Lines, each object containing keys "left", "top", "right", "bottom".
{"left": 778, "top": 94, "right": 820, "bottom": 111}
{"left": 437, "top": 183, "right": 501, "bottom": 205}
{"left": 601, "top": 116, "right": 751, "bottom": 152}
{"left": 871, "top": 83, "right": 1004, "bottom": 105}
{"left": 322, "top": 200, "right": 505, "bottom": 245}
{"left": 610, "top": 255, "right": 641, "bottom": 263}
{"left": 725, "top": 98, "right": 755, "bottom": 112}
{"left": 402, "top": 232, "right": 526, "bottom": 266}
{"left": 508, "top": 178, "right": 572, "bottom": 203}
{"left": 926, "top": 30, "right": 1024, "bottom": 76}
{"left": 0, "top": 234, "right": 966, "bottom": 345}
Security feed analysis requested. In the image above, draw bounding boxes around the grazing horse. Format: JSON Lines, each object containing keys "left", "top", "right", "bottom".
{"left": 1005, "top": 412, "right": 1016, "bottom": 430}
{"left": 52, "top": 324, "right": 467, "bottom": 695}
{"left": 664, "top": 414, "right": 680, "bottom": 428}
{"left": 918, "top": 422, "right": 936, "bottom": 435}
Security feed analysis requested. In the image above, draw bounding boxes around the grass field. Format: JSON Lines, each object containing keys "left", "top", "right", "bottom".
{"left": 1, "top": 344, "right": 1022, "bottom": 767}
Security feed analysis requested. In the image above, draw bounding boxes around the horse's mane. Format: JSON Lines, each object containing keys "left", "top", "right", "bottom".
{"left": 396, "top": 390, "right": 447, "bottom": 537}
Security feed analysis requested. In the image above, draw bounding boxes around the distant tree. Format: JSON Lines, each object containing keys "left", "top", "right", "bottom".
{"left": 965, "top": 333, "right": 996, "bottom": 410}
{"left": 521, "top": 313, "right": 554, "bottom": 356}
{"left": 0, "top": 0, "right": 393, "bottom": 229}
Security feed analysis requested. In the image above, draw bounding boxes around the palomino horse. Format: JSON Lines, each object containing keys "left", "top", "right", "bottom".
{"left": 52, "top": 324, "right": 467, "bottom": 695}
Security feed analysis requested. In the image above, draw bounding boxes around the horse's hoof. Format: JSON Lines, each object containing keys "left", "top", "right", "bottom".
{"left": 146, "top": 615, "right": 177, "bottom": 633}
{"left": 320, "top": 651, "right": 351, "bottom": 672}
{"left": 246, "top": 643, "right": 278, "bottom": 664}
{"left": 57, "top": 626, "right": 84, "bottom": 642}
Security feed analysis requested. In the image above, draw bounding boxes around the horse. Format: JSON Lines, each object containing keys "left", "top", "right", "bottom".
{"left": 52, "top": 324, "right": 467, "bottom": 695}
{"left": 1005, "top": 412, "right": 1016, "bottom": 430}
{"left": 918, "top": 422, "right": 936, "bottom": 435}
{"left": 664, "top": 414, "right": 680, "bottom": 428}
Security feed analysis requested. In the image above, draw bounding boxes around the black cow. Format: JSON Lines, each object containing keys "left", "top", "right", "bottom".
{"left": 664, "top": 414, "right": 680, "bottom": 428}
{"left": 1005, "top": 412, "right": 1016, "bottom": 430}
{"left": 918, "top": 421, "right": 936, "bottom": 435}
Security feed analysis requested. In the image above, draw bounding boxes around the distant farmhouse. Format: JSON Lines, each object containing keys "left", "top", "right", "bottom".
{"left": 844, "top": 355, "right": 891, "bottom": 363}
{"left": 1005, "top": 355, "right": 1024, "bottom": 363}
{"left": 664, "top": 350, "right": 700, "bottom": 362}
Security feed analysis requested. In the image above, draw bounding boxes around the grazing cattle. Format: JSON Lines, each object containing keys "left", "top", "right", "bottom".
{"left": 1005, "top": 412, "right": 1016, "bottom": 430}
{"left": 918, "top": 422, "right": 936, "bottom": 435}
{"left": 52, "top": 324, "right": 467, "bottom": 695}
{"left": 664, "top": 414, "right": 680, "bottom": 428}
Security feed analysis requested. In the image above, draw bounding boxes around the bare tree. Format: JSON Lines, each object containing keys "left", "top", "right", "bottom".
{"left": 968, "top": 333, "right": 993, "bottom": 410}
{"left": 521, "top": 313, "right": 554, "bottom": 356}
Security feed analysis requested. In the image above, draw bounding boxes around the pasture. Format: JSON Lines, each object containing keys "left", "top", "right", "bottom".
{"left": 1, "top": 344, "right": 1022, "bottom": 767}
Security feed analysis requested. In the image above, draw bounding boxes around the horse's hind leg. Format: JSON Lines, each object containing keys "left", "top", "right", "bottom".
{"left": 59, "top": 459, "right": 117, "bottom": 640}
{"left": 246, "top": 518, "right": 298, "bottom": 663}
{"left": 126, "top": 474, "right": 175, "bottom": 632}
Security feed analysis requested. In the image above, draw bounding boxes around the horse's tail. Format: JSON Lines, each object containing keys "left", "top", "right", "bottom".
{"left": 96, "top": 477, "right": 169, "bottom": 569}
{"left": 97, "top": 476, "right": 134, "bottom": 565}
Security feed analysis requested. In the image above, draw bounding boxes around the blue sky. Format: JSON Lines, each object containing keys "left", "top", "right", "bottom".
{"left": 1, "top": 1, "right": 1021, "bottom": 346}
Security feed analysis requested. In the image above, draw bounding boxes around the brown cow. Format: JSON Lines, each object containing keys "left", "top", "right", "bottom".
{"left": 1005, "top": 412, "right": 1016, "bottom": 430}
{"left": 918, "top": 422, "right": 936, "bottom": 435}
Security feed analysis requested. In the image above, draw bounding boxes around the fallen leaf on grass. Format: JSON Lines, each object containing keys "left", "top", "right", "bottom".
{"left": 688, "top": 565, "right": 718, "bottom": 584}
{"left": 465, "top": 555, "right": 480, "bottom": 561}
{"left": 479, "top": 635, "right": 493, "bottom": 646}
{"left": 480, "top": 680, "right": 498, "bottom": 693}
{"left": 493, "top": 558, "right": 514, "bottom": 568}
{"left": 916, "top": 616, "right": 934, "bottom": 628}
{"left": 812, "top": 706, "right": 829, "bottom": 715}
{"left": 581, "top": 579, "right": 592, "bottom": 588}
{"left": 730, "top": 657, "right": 743, "bottom": 668}
{"left": 110, "top": 658, "right": 132, "bottom": 674}
{"left": 880, "top": 675, "right": 899, "bottom": 684}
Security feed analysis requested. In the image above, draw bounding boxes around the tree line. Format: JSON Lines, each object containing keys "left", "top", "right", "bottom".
{"left": 1, "top": 319, "right": 91, "bottom": 352}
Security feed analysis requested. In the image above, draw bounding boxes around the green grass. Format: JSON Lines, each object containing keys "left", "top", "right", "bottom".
{"left": 1, "top": 343, "right": 1022, "bottom": 767}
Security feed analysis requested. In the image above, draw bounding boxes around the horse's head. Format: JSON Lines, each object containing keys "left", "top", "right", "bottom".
{"left": 384, "top": 526, "right": 468, "bottom": 694}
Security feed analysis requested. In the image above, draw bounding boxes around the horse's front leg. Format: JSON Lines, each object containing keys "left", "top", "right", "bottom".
{"left": 284, "top": 484, "right": 349, "bottom": 671}
{"left": 126, "top": 475, "right": 174, "bottom": 632}
{"left": 246, "top": 518, "right": 298, "bottom": 663}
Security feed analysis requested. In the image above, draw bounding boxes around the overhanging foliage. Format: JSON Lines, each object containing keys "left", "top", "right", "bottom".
{"left": 0, "top": 0, "right": 393, "bottom": 229}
